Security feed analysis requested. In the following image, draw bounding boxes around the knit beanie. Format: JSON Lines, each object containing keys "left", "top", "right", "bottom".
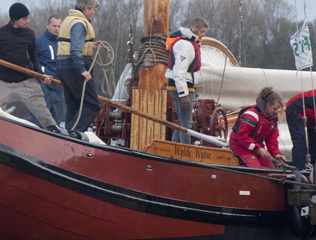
{"left": 9, "top": 3, "right": 30, "bottom": 20}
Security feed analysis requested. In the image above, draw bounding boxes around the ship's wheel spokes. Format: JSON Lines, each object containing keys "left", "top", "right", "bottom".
{"left": 209, "top": 107, "right": 228, "bottom": 139}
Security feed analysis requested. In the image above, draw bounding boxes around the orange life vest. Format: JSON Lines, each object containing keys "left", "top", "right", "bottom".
{"left": 166, "top": 32, "right": 201, "bottom": 73}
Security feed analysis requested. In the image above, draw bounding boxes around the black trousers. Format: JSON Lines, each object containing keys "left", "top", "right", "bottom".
{"left": 286, "top": 102, "right": 316, "bottom": 170}
{"left": 57, "top": 66, "right": 100, "bottom": 132}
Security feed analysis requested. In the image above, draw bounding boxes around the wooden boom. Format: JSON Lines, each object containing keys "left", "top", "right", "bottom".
{"left": 0, "top": 59, "right": 228, "bottom": 147}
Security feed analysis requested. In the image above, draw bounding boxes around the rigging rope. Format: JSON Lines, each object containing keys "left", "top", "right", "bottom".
{"left": 293, "top": 0, "right": 314, "bottom": 170}
{"left": 164, "top": 153, "right": 316, "bottom": 189}
{"left": 216, "top": 47, "right": 229, "bottom": 106}
{"left": 238, "top": 0, "right": 243, "bottom": 66}
{"left": 200, "top": 162, "right": 316, "bottom": 189}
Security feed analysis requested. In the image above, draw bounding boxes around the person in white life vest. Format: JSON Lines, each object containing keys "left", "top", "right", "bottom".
{"left": 165, "top": 17, "right": 209, "bottom": 144}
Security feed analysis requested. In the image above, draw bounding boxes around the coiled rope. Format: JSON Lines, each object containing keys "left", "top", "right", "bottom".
{"left": 95, "top": 41, "right": 115, "bottom": 96}
{"left": 134, "top": 34, "right": 169, "bottom": 78}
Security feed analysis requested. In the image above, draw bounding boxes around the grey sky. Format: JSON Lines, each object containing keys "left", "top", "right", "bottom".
{"left": 289, "top": 0, "right": 316, "bottom": 21}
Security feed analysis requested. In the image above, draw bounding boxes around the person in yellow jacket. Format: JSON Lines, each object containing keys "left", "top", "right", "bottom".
{"left": 57, "top": 0, "right": 103, "bottom": 132}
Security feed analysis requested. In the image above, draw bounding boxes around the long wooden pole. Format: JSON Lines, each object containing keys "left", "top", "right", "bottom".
{"left": 0, "top": 59, "right": 62, "bottom": 86}
{"left": 0, "top": 59, "right": 228, "bottom": 147}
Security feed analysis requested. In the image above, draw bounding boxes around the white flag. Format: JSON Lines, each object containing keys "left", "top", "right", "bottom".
{"left": 290, "top": 20, "right": 313, "bottom": 70}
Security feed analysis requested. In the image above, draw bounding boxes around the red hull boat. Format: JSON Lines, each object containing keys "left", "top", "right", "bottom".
{"left": 0, "top": 116, "right": 315, "bottom": 240}
{"left": 0, "top": 2, "right": 315, "bottom": 238}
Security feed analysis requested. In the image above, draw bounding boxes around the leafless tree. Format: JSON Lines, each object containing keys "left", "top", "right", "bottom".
{"left": 0, "top": 0, "right": 314, "bottom": 75}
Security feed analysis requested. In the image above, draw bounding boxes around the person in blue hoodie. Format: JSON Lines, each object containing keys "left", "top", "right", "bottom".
{"left": 29, "top": 15, "right": 64, "bottom": 127}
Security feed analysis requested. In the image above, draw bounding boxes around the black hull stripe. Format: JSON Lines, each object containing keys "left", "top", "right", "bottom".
{"left": 0, "top": 143, "right": 287, "bottom": 227}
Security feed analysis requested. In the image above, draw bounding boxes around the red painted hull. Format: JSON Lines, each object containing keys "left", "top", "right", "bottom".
{"left": 0, "top": 118, "right": 313, "bottom": 239}
{"left": 0, "top": 163, "right": 226, "bottom": 239}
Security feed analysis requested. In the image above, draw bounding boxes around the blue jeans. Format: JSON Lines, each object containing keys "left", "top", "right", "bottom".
{"left": 169, "top": 91, "right": 194, "bottom": 144}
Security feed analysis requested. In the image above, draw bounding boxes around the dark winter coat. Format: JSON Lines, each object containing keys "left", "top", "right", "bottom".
{"left": 0, "top": 22, "right": 41, "bottom": 82}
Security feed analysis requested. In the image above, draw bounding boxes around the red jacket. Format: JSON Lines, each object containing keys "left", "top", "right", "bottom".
{"left": 286, "top": 90, "right": 316, "bottom": 130}
{"left": 229, "top": 106, "right": 281, "bottom": 157}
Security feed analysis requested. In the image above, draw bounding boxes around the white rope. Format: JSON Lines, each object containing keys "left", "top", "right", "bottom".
{"left": 71, "top": 42, "right": 114, "bottom": 131}
{"left": 294, "top": 0, "right": 298, "bottom": 30}
{"left": 303, "top": 0, "right": 307, "bottom": 20}
{"left": 216, "top": 48, "right": 228, "bottom": 106}
{"left": 95, "top": 41, "right": 115, "bottom": 95}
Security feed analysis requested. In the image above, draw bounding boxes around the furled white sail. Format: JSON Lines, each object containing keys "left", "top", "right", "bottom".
{"left": 195, "top": 37, "right": 316, "bottom": 157}
{"left": 195, "top": 37, "right": 316, "bottom": 110}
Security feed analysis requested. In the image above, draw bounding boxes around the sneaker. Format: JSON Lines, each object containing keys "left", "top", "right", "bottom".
{"left": 47, "top": 125, "right": 69, "bottom": 135}
{"left": 68, "top": 130, "right": 88, "bottom": 141}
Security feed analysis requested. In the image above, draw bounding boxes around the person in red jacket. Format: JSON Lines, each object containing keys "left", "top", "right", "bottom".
{"left": 286, "top": 90, "right": 316, "bottom": 170}
{"left": 229, "top": 87, "right": 286, "bottom": 169}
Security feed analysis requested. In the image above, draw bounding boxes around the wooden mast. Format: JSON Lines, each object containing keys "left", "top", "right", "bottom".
{"left": 130, "top": 0, "right": 170, "bottom": 150}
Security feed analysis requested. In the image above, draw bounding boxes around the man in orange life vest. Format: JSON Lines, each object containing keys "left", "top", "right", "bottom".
{"left": 165, "top": 17, "right": 209, "bottom": 144}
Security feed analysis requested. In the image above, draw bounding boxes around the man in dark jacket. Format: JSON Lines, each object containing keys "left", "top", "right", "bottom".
{"left": 29, "top": 15, "right": 64, "bottom": 127}
{"left": 0, "top": 3, "right": 59, "bottom": 131}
